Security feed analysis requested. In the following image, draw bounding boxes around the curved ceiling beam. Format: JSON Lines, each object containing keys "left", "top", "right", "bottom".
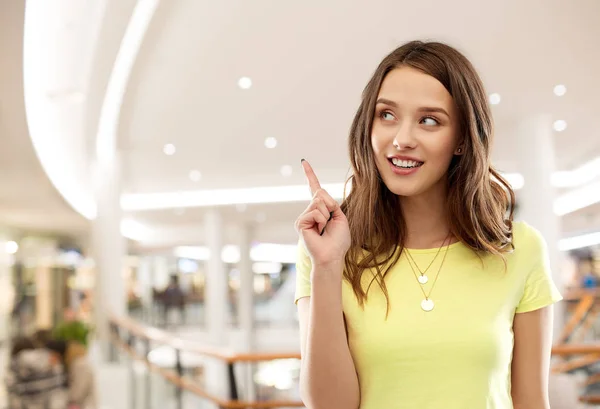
{"left": 96, "top": 0, "right": 161, "bottom": 163}
{"left": 23, "top": 1, "right": 107, "bottom": 220}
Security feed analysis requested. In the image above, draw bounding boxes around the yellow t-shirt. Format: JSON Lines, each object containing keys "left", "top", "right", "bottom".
{"left": 294, "top": 221, "right": 563, "bottom": 409}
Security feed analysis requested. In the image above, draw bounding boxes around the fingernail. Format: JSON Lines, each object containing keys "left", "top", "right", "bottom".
{"left": 300, "top": 158, "right": 305, "bottom": 163}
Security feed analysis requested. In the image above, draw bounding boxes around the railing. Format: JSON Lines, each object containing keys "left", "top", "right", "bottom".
{"left": 109, "top": 314, "right": 303, "bottom": 409}
{"left": 551, "top": 287, "right": 600, "bottom": 404}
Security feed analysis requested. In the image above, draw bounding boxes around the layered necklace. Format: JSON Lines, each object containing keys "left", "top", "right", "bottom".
{"left": 405, "top": 233, "right": 451, "bottom": 312}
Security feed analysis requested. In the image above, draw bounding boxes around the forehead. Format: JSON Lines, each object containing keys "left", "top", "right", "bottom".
{"left": 377, "top": 66, "right": 454, "bottom": 108}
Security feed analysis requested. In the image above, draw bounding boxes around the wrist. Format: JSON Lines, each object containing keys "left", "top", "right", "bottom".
{"left": 311, "top": 261, "right": 344, "bottom": 277}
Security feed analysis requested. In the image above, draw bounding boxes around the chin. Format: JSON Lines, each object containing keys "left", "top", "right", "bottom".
{"left": 379, "top": 170, "right": 442, "bottom": 198}
{"left": 382, "top": 181, "right": 427, "bottom": 197}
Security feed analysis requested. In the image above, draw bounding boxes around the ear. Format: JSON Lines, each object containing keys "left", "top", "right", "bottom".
{"left": 454, "top": 146, "right": 464, "bottom": 155}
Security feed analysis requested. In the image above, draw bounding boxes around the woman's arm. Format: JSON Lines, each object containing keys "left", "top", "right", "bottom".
{"left": 511, "top": 306, "right": 554, "bottom": 409}
{"left": 297, "top": 264, "right": 360, "bottom": 409}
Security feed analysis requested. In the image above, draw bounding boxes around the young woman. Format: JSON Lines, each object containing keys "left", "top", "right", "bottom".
{"left": 294, "top": 40, "right": 562, "bottom": 409}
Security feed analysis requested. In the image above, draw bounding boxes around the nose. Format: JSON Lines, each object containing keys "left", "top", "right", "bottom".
{"left": 392, "top": 122, "right": 416, "bottom": 150}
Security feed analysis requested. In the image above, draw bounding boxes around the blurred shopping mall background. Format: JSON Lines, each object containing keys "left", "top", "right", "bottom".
{"left": 1, "top": 0, "right": 600, "bottom": 408}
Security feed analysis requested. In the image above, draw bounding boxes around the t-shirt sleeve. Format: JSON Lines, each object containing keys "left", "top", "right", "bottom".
{"left": 515, "top": 223, "right": 563, "bottom": 313}
{"left": 294, "top": 239, "right": 313, "bottom": 304}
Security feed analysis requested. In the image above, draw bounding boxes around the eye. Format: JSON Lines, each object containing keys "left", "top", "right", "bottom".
{"left": 421, "top": 116, "right": 439, "bottom": 126}
{"left": 379, "top": 111, "right": 396, "bottom": 121}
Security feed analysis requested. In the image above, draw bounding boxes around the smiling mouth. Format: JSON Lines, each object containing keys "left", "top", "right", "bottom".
{"left": 389, "top": 158, "right": 424, "bottom": 169}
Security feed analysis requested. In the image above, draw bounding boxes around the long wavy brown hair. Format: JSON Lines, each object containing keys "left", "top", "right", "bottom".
{"left": 340, "top": 40, "right": 515, "bottom": 312}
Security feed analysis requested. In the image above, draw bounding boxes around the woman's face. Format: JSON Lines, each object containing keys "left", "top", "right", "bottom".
{"left": 371, "top": 66, "right": 461, "bottom": 198}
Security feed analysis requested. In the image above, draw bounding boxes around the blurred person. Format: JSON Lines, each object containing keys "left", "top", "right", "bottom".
{"left": 5, "top": 336, "right": 68, "bottom": 409}
{"left": 44, "top": 339, "right": 97, "bottom": 409}
{"left": 33, "top": 329, "right": 54, "bottom": 346}
{"left": 162, "top": 274, "right": 186, "bottom": 325}
{"left": 578, "top": 255, "right": 598, "bottom": 288}
{"left": 295, "top": 40, "right": 562, "bottom": 409}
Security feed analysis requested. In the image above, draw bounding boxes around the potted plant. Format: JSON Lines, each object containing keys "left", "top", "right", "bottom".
{"left": 53, "top": 320, "right": 92, "bottom": 347}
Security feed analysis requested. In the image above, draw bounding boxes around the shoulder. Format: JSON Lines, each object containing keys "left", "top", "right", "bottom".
{"left": 508, "top": 221, "right": 554, "bottom": 283}
{"left": 511, "top": 221, "right": 547, "bottom": 254}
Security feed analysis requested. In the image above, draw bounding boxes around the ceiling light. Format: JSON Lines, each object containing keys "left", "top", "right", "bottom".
{"left": 174, "top": 243, "right": 298, "bottom": 263}
{"left": 252, "top": 262, "right": 283, "bottom": 274}
{"left": 120, "top": 219, "right": 155, "bottom": 241}
{"left": 501, "top": 173, "right": 525, "bottom": 190}
{"left": 553, "top": 84, "right": 567, "bottom": 97}
{"left": 551, "top": 157, "right": 600, "bottom": 188}
{"left": 189, "top": 170, "right": 202, "bottom": 182}
{"left": 554, "top": 181, "right": 600, "bottom": 216}
{"left": 264, "top": 137, "right": 277, "bottom": 149}
{"left": 559, "top": 231, "right": 600, "bottom": 251}
{"left": 238, "top": 77, "right": 252, "bottom": 90}
{"left": 121, "top": 183, "right": 348, "bottom": 210}
{"left": 4, "top": 241, "right": 18, "bottom": 254}
{"left": 163, "top": 143, "right": 176, "bottom": 155}
{"left": 222, "top": 245, "right": 239, "bottom": 263}
{"left": 489, "top": 93, "right": 501, "bottom": 105}
{"left": 280, "top": 165, "right": 293, "bottom": 177}
{"left": 553, "top": 120, "right": 567, "bottom": 132}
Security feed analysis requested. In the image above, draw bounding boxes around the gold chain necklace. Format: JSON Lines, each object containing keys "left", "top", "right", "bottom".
{"left": 405, "top": 232, "right": 451, "bottom": 285}
{"left": 405, "top": 237, "right": 451, "bottom": 312}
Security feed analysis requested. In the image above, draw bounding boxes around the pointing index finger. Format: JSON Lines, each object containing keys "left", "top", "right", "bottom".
{"left": 301, "top": 159, "right": 321, "bottom": 195}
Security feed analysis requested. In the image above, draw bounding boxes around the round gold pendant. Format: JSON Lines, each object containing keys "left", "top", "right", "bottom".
{"left": 421, "top": 299, "right": 434, "bottom": 312}
{"left": 418, "top": 275, "right": 428, "bottom": 284}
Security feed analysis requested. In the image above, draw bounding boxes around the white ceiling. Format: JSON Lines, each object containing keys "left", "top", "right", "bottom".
{"left": 0, "top": 0, "right": 87, "bottom": 237}
{"left": 119, "top": 0, "right": 600, "bottom": 196}
{"left": 12, "top": 0, "right": 600, "bottom": 249}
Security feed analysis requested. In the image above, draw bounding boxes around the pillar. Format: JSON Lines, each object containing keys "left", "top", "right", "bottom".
{"left": 204, "top": 209, "right": 229, "bottom": 405}
{"left": 237, "top": 224, "right": 256, "bottom": 401}
{"left": 137, "top": 256, "right": 153, "bottom": 308}
{"left": 153, "top": 256, "right": 170, "bottom": 290}
{"left": 0, "top": 237, "right": 16, "bottom": 341}
{"left": 92, "top": 154, "right": 126, "bottom": 360}
{"left": 205, "top": 209, "right": 228, "bottom": 342}
{"left": 35, "top": 264, "right": 53, "bottom": 329}
{"left": 515, "top": 114, "right": 564, "bottom": 337}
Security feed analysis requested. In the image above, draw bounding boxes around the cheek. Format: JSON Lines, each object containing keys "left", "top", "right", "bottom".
{"left": 425, "top": 135, "right": 458, "bottom": 168}
{"left": 370, "top": 126, "right": 389, "bottom": 155}
{"left": 370, "top": 132, "right": 382, "bottom": 155}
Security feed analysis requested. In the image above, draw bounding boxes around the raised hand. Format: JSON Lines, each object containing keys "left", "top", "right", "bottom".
{"left": 294, "top": 160, "right": 351, "bottom": 270}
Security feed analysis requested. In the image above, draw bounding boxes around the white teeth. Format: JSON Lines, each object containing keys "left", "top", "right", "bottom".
{"left": 391, "top": 158, "right": 422, "bottom": 168}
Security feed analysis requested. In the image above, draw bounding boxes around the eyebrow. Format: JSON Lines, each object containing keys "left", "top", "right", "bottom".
{"left": 376, "top": 98, "right": 450, "bottom": 117}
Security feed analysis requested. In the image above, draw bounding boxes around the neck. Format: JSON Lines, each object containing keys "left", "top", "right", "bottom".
{"left": 400, "top": 187, "right": 452, "bottom": 249}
